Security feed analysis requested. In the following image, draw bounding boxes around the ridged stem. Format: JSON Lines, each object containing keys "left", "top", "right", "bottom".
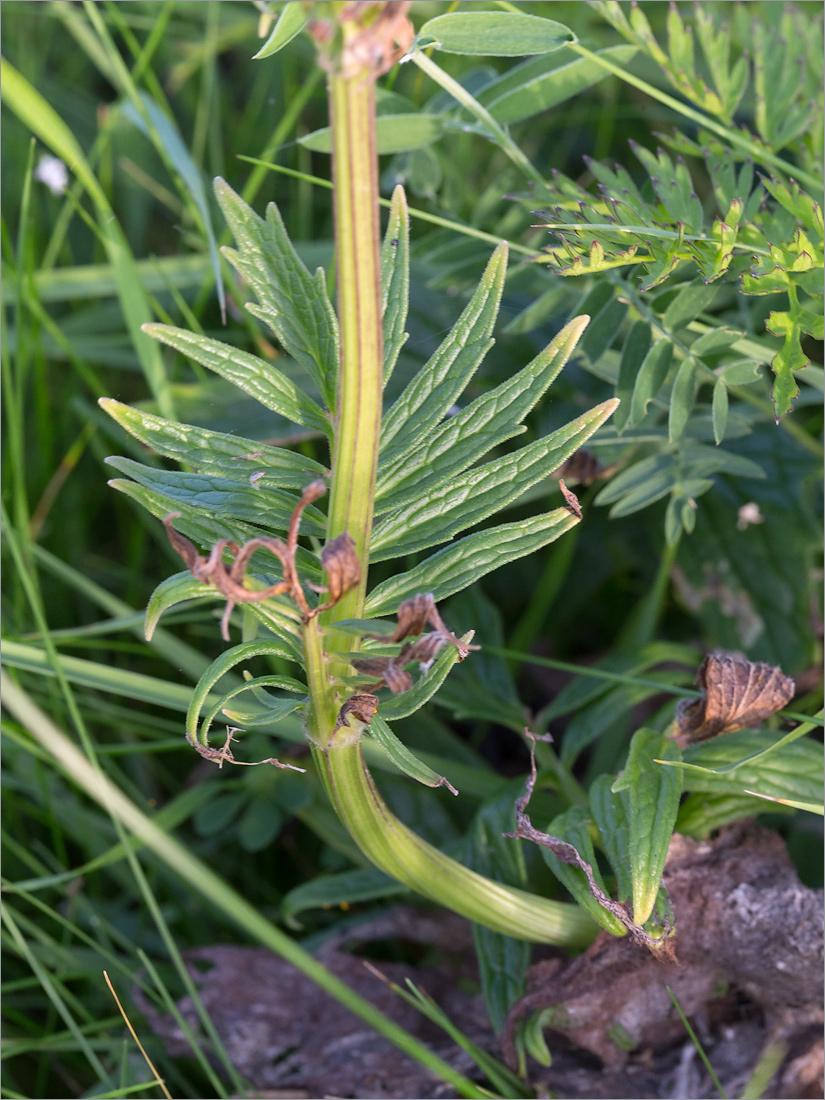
{"left": 325, "top": 63, "right": 382, "bottom": 624}
{"left": 321, "top": 739, "right": 597, "bottom": 946}
{"left": 305, "top": 13, "right": 596, "bottom": 946}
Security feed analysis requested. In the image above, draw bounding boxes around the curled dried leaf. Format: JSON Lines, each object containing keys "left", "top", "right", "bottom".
{"left": 390, "top": 594, "right": 434, "bottom": 641}
{"left": 352, "top": 594, "right": 476, "bottom": 695}
{"left": 351, "top": 656, "right": 414, "bottom": 695}
{"left": 389, "top": 594, "right": 475, "bottom": 660}
{"left": 506, "top": 731, "right": 673, "bottom": 952}
{"left": 676, "top": 650, "right": 795, "bottom": 744}
{"left": 334, "top": 693, "right": 380, "bottom": 734}
{"left": 190, "top": 728, "right": 306, "bottom": 772}
{"left": 558, "top": 479, "right": 583, "bottom": 519}
{"left": 318, "top": 532, "right": 361, "bottom": 609}
{"left": 163, "top": 481, "right": 331, "bottom": 636}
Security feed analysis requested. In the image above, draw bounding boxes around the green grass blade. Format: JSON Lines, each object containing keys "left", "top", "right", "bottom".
{"left": 1, "top": 58, "right": 174, "bottom": 418}
{"left": 2, "top": 675, "right": 494, "bottom": 1100}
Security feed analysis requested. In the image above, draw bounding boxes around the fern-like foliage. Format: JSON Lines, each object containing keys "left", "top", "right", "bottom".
{"left": 532, "top": 3, "right": 823, "bottom": 422}
{"left": 101, "top": 181, "right": 615, "bottom": 767}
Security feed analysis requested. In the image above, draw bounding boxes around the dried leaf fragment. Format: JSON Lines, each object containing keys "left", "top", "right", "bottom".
{"left": 191, "top": 727, "right": 306, "bottom": 772}
{"left": 676, "top": 650, "right": 795, "bottom": 744}
{"left": 352, "top": 594, "right": 477, "bottom": 694}
{"left": 309, "top": 1, "right": 414, "bottom": 79}
{"left": 389, "top": 594, "right": 475, "bottom": 660}
{"left": 163, "top": 481, "right": 348, "bottom": 637}
{"left": 317, "top": 532, "right": 361, "bottom": 610}
{"left": 334, "top": 693, "right": 380, "bottom": 735}
{"left": 505, "top": 731, "right": 674, "bottom": 952}
{"left": 553, "top": 449, "right": 607, "bottom": 486}
{"left": 558, "top": 478, "right": 582, "bottom": 519}
{"left": 351, "top": 656, "right": 414, "bottom": 694}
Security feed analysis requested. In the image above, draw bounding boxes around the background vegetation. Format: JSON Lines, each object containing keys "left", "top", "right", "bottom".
{"left": 2, "top": 2, "right": 822, "bottom": 1098}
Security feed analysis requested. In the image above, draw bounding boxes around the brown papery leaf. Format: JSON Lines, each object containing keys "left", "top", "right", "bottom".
{"left": 676, "top": 650, "right": 795, "bottom": 743}
{"left": 390, "top": 594, "right": 434, "bottom": 641}
{"left": 351, "top": 657, "right": 414, "bottom": 694}
{"left": 558, "top": 478, "right": 582, "bottom": 519}
{"left": 334, "top": 693, "right": 380, "bottom": 734}
{"left": 319, "top": 532, "right": 361, "bottom": 605}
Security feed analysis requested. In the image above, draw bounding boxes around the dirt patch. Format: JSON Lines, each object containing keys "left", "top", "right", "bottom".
{"left": 505, "top": 823, "right": 823, "bottom": 1099}
{"left": 136, "top": 825, "right": 822, "bottom": 1098}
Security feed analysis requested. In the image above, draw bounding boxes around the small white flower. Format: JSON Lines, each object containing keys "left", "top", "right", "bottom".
{"left": 34, "top": 154, "right": 68, "bottom": 196}
{"left": 737, "top": 502, "right": 764, "bottom": 530}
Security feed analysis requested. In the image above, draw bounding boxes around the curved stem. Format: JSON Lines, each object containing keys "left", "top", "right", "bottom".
{"left": 322, "top": 738, "right": 597, "bottom": 947}
{"left": 308, "top": 11, "right": 596, "bottom": 947}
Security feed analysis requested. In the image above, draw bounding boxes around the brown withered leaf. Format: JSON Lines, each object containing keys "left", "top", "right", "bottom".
{"left": 390, "top": 594, "right": 434, "bottom": 641}
{"left": 553, "top": 449, "right": 606, "bottom": 486}
{"left": 382, "top": 664, "right": 414, "bottom": 693}
{"left": 318, "top": 532, "right": 361, "bottom": 607}
{"left": 676, "top": 650, "right": 795, "bottom": 743}
{"left": 351, "top": 656, "right": 393, "bottom": 680}
{"left": 351, "top": 657, "right": 414, "bottom": 695}
{"left": 164, "top": 482, "right": 333, "bottom": 636}
{"left": 505, "top": 731, "right": 672, "bottom": 951}
{"left": 334, "top": 693, "right": 380, "bottom": 734}
{"left": 386, "top": 594, "right": 476, "bottom": 660}
{"left": 558, "top": 478, "right": 582, "bottom": 519}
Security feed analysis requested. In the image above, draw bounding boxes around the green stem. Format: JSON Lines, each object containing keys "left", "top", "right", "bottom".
{"left": 325, "top": 65, "right": 383, "bottom": 621}
{"left": 322, "top": 739, "right": 596, "bottom": 946}
{"left": 302, "top": 24, "right": 596, "bottom": 947}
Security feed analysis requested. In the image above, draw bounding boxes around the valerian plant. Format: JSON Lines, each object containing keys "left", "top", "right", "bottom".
{"left": 97, "top": 0, "right": 821, "bottom": 1023}
{"left": 102, "top": 2, "right": 616, "bottom": 950}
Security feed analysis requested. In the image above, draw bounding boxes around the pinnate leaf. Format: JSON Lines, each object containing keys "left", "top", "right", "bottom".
{"left": 104, "top": 457, "right": 326, "bottom": 538}
{"left": 145, "top": 570, "right": 224, "bottom": 641}
{"left": 379, "top": 243, "right": 508, "bottom": 468}
{"left": 381, "top": 186, "right": 410, "bottom": 386}
{"left": 215, "top": 178, "right": 339, "bottom": 409}
{"left": 107, "top": 478, "right": 322, "bottom": 582}
{"left": 371, "top": 398, "right": 618, "bottom": 561}
{"left": 377, "top": 632, "right": 474, "bottom": 722}
{"left": 142, "top": 324, "right": 330, "bottom": 435}
{"left": 368, "top": 716, "right": 458, "bottom": 794}
{"left": 366, "top": 508, "right": 579, "bottom": 617}
{"left": 375, "top": 316, "right": 589, "bottom": 513}
{"left": 100, "top": 398, "right": 326, "bottom": 489}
